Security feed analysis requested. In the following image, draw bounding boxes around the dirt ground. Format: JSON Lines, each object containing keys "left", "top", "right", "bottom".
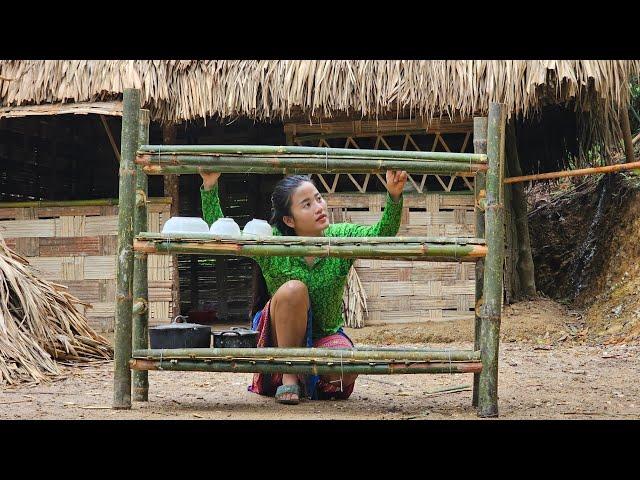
{"left": 2, "top": 298, "right": 638, "bottom": 420}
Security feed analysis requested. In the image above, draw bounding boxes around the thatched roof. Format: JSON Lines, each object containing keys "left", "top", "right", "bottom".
{"left": 0, "top": 60, "right": 638, "bottom": 148}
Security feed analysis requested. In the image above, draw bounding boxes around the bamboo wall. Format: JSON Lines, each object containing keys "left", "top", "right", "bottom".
{"left": 0, "top": 199, "right": 173, "bottom": 331}
{"left": 326, "top": 192, "right": 476, "bottom": 325}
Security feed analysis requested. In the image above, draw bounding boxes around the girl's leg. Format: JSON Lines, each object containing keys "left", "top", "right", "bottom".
{"left": 315, "top": 333, "right": 358, "bottom": 399}
{"left": 269, "top": 280, "right": 309, "bottom": 401}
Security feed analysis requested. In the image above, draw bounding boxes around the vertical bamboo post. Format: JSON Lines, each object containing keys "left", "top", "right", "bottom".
{"left": 477, "top": 103, "right": 506, "bottom": 418}
{"left": 132, "top": 109, "right": 150, "bottom": 402}
{"left": 113, "top": 88, "right": 140, "bottom": 410}
{"left": 472, "top": 117, "right": 487, "bottom": 407}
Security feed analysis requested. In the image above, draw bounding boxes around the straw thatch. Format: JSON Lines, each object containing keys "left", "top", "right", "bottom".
{"left": 0, "top": 60, "right": 638, "bottom": 154}
{"left": 0, "top": 60, "right": 636, "bottom": 119}
{"left": 0, "top": 236, "right": 112, "bottom": 386}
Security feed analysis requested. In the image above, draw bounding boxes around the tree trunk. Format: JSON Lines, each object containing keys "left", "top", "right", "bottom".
{"left": 162, "top": 124, "right": 181, "bottom": 318}
{"left": 506, "top": 121, "right": 537, "bottom": 298}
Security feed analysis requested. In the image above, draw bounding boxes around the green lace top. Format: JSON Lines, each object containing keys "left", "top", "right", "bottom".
{"left": 201, "top": 184, "right": 403, "bottom": 339}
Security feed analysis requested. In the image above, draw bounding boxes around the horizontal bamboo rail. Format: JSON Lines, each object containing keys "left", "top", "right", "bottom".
{"left": 137, "top": 144, "right": 488, "bottom": 163}
{"left": 133, "top": 235, "right": 487, "bottom": 261}
{"left": 136, "top": 154, "right": 487, "bottom": 176}
{"left": 132, "top": 347, "right": 480, "bottom": 362}
{"left": 504, "top": 160, "right": 640, "bottom": 184}
{"left": 130, "top": 358, "right": 482, "bottom": 375}
{"left": 137, "top": 233, "right": 486, "bottom": 245}
{"left": 0, "top": 197, "right": 172, "bottom": 208}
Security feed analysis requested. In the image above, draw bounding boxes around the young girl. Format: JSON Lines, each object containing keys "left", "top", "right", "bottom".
{"left": 200, "top": 169, "right": 407, "bottom": 404}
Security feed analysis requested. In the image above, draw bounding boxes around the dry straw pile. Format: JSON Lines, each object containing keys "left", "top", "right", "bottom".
{"left": 0, "top": 237, "right": 112, "bottom": 386}
{"left": 343, "top": 266, "right": 368, "bottom": 328}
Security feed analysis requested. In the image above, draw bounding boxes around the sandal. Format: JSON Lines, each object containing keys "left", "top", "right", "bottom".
{"left": 275, "top": 383, "right": 301, "bottom": 405}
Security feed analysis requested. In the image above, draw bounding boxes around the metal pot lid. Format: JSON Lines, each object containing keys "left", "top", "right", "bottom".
{"left": 213, "top": 327, "right": 257, "bottom": 336}
{"left": 151, "top": 323, "right": 211, "bottom": 331}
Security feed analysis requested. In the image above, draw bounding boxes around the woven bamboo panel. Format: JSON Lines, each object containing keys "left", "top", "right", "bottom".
{"left": 0, "top": 198, "right": 172, "bottom": 332}
{"left": 326, "top": 192, "right": 476, "bottom": 325}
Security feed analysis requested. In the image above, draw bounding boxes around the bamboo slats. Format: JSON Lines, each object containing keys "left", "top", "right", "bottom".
{"left": 0, "top": 199, "right": 173, "bottom": 331}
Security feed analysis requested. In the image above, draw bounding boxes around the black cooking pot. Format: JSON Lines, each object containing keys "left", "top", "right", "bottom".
{"left": 212, "top": 327, "right": 258, "bottom": 348}
{"left": 149, "top": 315, "right": 212, "bottom": 349}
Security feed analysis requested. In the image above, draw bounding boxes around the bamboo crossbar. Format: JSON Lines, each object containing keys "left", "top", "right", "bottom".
{"left": 136, "top": 233, "right": 486, "bottom": 246}
{"left": 504, "top": 160, "right": 640, "bottom": 184}
{"left": 136, "top": 155, "right": 486, "bottom": 176}
{"left": 129, "top": 358, "right": 482, "bottom": 375}
{"left": 133, "top": 236, "right": 487, "bottom": 261}
{"left": 132, "top": 347, "right": 481, "bottom": 362}
{"left": 137, "top": 144, "right": 487, "bottom": 163}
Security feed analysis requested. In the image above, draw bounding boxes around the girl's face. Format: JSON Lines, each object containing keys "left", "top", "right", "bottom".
{"left": 282, "top": 181, "right": 329, "bottom": 236}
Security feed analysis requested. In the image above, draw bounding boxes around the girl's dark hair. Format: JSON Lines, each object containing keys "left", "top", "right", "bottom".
{"left": 249, "top": 175, "right": 315, "bottom": 320}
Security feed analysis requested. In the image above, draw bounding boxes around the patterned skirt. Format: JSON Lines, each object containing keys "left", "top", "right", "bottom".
{"left": 248, "top": 299, "right": 356, "bottom": 400}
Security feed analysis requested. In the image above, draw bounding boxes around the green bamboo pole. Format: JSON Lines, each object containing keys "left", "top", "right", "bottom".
{"left": 129, "top": 359, "right": 482, "bottom": 375}
{"left": 133, "top": 239, "right": 487, "bottom": 261}
{"left": 138, "top": 144, "right": 487, "bottom": 163}
{"left": 477, "top": 103, "right": 506, "bottom": 418}
{"left": 137, "top": 154, "right": 486, "bottom": 175}
{"left": 141, "top": 165, "right": 481, "bottom": 176}
{"left": 137, "top": 233, "right": 486, "bottom": 245}
{"left": 113, "top": 88, "right": 140, "bottom": 410}
{"left": 132, "top": 109, "right": 150, "bottom": 402}
{"left": 472, "top": 117, "right": 488, "bottom": 407}
{"left": 133, "top": 347, "right": 480, "bottom": 362}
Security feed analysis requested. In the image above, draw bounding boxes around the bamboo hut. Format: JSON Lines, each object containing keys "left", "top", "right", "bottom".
{"left": 0, "top": 60, "right": 638, "bottom": 331}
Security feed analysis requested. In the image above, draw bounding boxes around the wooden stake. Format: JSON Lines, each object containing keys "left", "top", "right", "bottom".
{"left": 477, "top": 103, "right": 506, "bottom": 418}
{"left": 113, "top": 89, "right": 140, "bottom": 410}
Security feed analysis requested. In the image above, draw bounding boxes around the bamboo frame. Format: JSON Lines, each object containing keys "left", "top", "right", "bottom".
{"left": 114, "top": 90, "right": 504, "bottom": 416}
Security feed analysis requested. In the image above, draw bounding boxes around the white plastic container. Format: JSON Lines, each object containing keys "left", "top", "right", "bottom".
{"left": 162, "top": 217, "right": 210, "bottom": 234}
{"left": 242, "top": 218, "right": 273, "bottom": 237}
{"left": 210, "top": 217, "right": 241, "bottom": 236}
